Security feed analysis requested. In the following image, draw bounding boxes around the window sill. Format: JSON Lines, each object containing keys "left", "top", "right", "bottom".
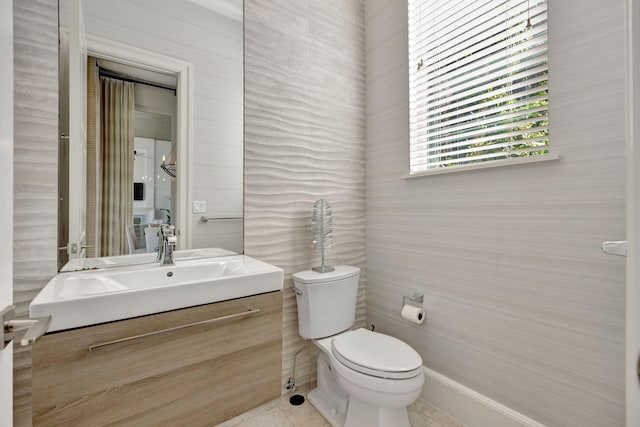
{"left": 404, "top": 153, "right": 562, "bottom": 179}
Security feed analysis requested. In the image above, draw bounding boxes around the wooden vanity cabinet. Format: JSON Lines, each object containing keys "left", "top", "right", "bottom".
{"left": 32, "top": 291, "right": 283, "bottom": 426}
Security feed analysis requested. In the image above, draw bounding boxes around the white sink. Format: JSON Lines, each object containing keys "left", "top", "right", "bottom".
{"left": 31, "top": 254, "right": 283, "bottom": 332}
{"left": 59, "top": 247, "right": 238, "bottom": 272}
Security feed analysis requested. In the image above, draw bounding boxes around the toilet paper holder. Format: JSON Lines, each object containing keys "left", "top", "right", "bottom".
{"left": 402, "top": 291, "right": 424, "bottom": 308}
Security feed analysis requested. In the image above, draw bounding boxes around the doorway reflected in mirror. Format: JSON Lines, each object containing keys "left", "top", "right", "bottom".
{"left": 60, "top": 55, "right": 178, "bottom": 268}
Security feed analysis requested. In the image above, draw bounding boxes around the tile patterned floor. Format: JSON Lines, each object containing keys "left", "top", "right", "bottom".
{"left": 218, "top": 392, "right": 466, "bottom": 427}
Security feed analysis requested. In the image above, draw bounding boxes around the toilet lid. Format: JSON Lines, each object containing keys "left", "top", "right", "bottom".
{"left": 292, "top": 266, "right": 360, "bottom": 284}
{"left": 331, "top": 328, "right": 423, "bottom": 379}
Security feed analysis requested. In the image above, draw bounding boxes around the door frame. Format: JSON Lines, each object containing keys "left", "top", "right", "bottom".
{"left": 81, "top": 34, "right": 193, "bottom": 250}
{"left": 0, "top": 0, "right": 14, "bottom": 425}
{"left": 626, "top": 0, "right": 640, "bottom": 424}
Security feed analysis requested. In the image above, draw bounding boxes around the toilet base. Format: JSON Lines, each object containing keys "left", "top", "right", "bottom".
{"left": 308, "top": 388, "right": 346, "bottom": 427}
{"left": 308, "top": 346, "right": 415, "bottom": 427}
{"left": 308, "top": 388, "right": 411, "bottom": 427}
{"left": 344, "top": 397, "right": 411, "bottom": 427}
{"left": 307, "top": 352, "right": 348, "bottom": 427}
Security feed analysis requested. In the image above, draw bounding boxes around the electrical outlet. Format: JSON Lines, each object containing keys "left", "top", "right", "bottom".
{"left": 193, "top": 200, "right": 206, "bottom": 213}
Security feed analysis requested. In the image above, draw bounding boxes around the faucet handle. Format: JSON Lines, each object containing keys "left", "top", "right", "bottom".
{"left": 160, "top": 224, "right": 175, "bottom": 237}
{"left": 158, "top": 224, "right": 177, "bottom": 265}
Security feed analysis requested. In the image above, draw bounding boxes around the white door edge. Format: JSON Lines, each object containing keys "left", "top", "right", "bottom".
{"left": 0, "top": 0, "right": 14, "bottom": 425}
{"left": 626, "top": 0, "right": 640, "bottom": 425}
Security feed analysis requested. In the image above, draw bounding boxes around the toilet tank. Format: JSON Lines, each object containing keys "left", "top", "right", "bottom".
{"left": 293, "top": 266, "right": 360, "bottom": 339}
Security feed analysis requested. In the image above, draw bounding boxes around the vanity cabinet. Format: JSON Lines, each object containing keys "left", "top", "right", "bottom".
{"left": 32, "top": 291, "right": 282, "bottom": 426}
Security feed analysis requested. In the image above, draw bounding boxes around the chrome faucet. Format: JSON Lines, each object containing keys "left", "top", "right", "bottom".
{"left": 157, "top": 224, "right": 177, "bottom": 265}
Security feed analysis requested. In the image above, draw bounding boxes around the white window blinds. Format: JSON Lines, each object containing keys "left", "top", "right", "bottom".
{"left": 408, "top": 0, "right": 549, "bottom": 173}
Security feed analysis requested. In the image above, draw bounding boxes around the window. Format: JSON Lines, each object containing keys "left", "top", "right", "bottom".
{"left": 408, "top": 0, "right": 549, "bottom": 174}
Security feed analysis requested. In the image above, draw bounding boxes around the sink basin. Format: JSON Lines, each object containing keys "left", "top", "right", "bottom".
{"left": 31, "top": 254, "right": 284, "bottom": 332}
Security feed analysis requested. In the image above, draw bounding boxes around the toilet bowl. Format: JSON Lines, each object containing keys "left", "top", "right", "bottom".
{"left": 293, "top": 266, "right": 424, "bottom": 427}
{"left": 311, "top": 328, "right": 424, "bottom": 427}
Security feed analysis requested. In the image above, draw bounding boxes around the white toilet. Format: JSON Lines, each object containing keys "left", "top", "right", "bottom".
{"left": 293, "top": 266, "right": 424, "bottom": 427}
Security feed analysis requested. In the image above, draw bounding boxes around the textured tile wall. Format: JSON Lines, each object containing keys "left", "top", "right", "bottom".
{"left": 12, "top": 0, "right": 59, "bottom": 425}
{"left": 244, "top": 0, "right": 366, "bottom": 390}
{"left": 365, "top": 1, "right": 626, "bottom": 426}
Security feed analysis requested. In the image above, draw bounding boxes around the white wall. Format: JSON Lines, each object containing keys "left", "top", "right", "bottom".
{"left": 134, "top": 83, "right": 175, "bottom": 142}
{"left": 133, "top": 137, "right": 155, "bottom": 216}
{"left": 365, "top": 1, "right": 626, "bottom": 426}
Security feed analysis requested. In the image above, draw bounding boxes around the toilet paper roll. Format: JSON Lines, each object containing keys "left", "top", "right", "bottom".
{"left": 401, "top": 304, "right": 425, "bottom": 324}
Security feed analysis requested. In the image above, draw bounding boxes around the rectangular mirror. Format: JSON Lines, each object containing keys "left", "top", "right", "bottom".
{"left": 58, "top": 0, "right": 244, "bottom": 270}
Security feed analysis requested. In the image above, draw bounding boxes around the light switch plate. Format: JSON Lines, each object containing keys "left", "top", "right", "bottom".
{"left": 193, "top": 200, "right": 206, "bottom": 213}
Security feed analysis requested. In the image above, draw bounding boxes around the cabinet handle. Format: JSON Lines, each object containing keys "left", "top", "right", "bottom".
{"left": 89, "top": 307, "right": 261, "bottom": 352}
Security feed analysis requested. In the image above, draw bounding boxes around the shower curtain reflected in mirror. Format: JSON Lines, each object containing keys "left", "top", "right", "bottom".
{"left": 99, "top": 75, "right": 135, "bottom": 256}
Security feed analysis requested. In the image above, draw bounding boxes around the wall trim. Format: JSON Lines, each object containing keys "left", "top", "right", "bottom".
{"left": 421, "top": 367, "right": 546, "bottom": 427}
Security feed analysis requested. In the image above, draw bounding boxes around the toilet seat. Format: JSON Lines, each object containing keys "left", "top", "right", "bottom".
{"left": 331, "top": 328, "right": 423, "bottom": 379}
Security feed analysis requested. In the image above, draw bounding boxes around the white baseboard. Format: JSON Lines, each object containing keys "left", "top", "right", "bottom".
{"left": 420, "top": 367, "right": 546, "bottom": 427}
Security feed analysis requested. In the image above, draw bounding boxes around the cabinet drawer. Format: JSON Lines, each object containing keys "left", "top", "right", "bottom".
{"left": 33, "top": 291, "right": 283, "bottom": 426}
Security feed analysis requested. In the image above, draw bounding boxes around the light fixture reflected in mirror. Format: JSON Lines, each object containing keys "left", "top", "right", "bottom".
{"left": 161, "top": 145, "right": 177, "bottom": 178}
